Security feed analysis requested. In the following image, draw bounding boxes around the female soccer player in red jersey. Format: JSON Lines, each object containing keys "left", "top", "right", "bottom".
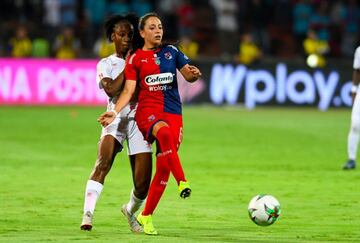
{"left": 98, "top": 12, "right": 201, "bottom": 235}
{"left": 80, "top": 14, "right": 152, "bottom": 233}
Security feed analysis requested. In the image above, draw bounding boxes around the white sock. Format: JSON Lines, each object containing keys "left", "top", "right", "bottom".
{"left": 348, "top": 99, "right": 360, "bottom": 160}
{"left": 126, "top": 189, "right": 145, "bottom": 214}
{"left": 348, "top": 126, "right": 359, "bottom": 160}
{"left": 83, "top": 180, "right": 103, "bottom": 215}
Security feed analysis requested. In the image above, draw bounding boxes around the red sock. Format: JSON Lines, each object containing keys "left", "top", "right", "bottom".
{"left": 156, "top": 126, "right": 186, "bottom": 183}
{"left": 142, "top": 155, "right": 170, "bottom": 215}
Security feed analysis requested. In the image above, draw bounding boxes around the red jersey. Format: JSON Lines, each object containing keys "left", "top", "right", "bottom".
{"left": 125, "top": 45, "right": 189, "bottom": 115}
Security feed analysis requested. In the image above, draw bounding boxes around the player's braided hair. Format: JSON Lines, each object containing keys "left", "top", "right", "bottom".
{"left": 104, "top": 13, "right": 143, "bottom": 52}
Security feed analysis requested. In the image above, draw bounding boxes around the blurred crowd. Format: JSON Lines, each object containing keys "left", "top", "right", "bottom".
{"left": 0, "top": 0, "right": 360, "bottom": 66}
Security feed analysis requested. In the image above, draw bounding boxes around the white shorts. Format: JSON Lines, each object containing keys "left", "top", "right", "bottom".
{"left": 100, "top": 99, "right": 152, "bottom": 155}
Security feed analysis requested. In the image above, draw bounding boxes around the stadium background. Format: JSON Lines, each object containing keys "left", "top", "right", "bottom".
{"left": 1, "top": 1, "right": 360, "bottom": 242}
{"left": 1, "top": 0, "right": 359, "bottom": 109}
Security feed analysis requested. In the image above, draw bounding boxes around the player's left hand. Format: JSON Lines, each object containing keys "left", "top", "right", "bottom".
{"left": 188, "top": 65, "right": 202, "bottom": 78}
{"left": 97, "top": 111, "right": 116, "bottom": 127}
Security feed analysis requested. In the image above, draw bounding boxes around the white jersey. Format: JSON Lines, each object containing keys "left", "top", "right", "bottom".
{"left": 96, "top": 54, "right": 125, "bottom": 89}
{"left": 96, "top": 54, "right": 152, "bottom": 155}
{"left": 353, "top": 46, "right": 360, "bottom": 69}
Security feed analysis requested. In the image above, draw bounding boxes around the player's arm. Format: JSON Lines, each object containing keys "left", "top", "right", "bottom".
{"left": 351, "top": 69, "right": 360, "bottom": 103}
{"left": 113, "top": 79, "right": 136, "bottom": 113}
{"left": 97, "top": 79, "right": 136, "bottom": 127}
{"left": 179, "top": 64, "right": 202, "bottom": 83}
{"left": 175, "top": 46, "right": 201, "bottom": 82}
{"left": 96, "top": 57, "right": 126, "bottom": 98}
{"left": 351, "top": 47, "right": 360, "bottom": 103}
{"left": 100, "top": 72, "right": 125, "bottom": 98}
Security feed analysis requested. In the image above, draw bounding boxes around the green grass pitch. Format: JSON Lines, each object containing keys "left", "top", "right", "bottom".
{"left": 0, "top": 106, "right": 359, "bottom": 242}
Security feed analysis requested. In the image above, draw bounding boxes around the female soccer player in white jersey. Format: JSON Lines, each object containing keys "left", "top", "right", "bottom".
{"left": 80, "top": 14, "right": 152, "bottom": 232}
{"left": 343, "top": 46, "right": 360, "bottom": 170}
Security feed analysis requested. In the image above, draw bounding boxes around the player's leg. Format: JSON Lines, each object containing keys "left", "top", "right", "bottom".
{"left": 127, "top": 152, "right": 152, "bottom": 212}
{"left": 136, "top": 126, "right": 174, "bottom": 235}
{"left": 81, "top": 135, "right": 120, "bottom": 230}
{"left": 153, "top": 117, "right": 191, "bottom": 198}
{"left": 121, "top": 152, "right": 152, "bottom": 233}
{"left": 167, "top": 114, "right": 191, "bottom": 198}
{"left": 142, "top": 116, "right": 190, "bottom": 216}
{"left": 133, "top": 112, "right": 189, "bottom": 234}
{"left": 137, "top": 148, "right": 169, "bottom": 235}
{"left": 141, "top": 146, "right": 170, "bottom": 215}
{"left": 121, "top": 118, "right": 153, "bottom": 232}
{"left": 138, "top": 119, "right": 192, "bottom": 234}
{"left": 344, "top": 93, "right": 360, "bottom": 169}
{"left": 152, "top": 121, "right": 187, "bottom": 185}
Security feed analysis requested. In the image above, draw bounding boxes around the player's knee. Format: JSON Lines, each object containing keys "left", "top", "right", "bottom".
{"left": 157, "top": 126, "right": 173, "bottom": 144}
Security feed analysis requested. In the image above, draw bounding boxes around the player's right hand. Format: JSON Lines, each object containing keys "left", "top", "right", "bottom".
{"left": 97, "top": 111, "right": 116, "bottom": 127}
{"left": 188, "top": 65, "right": 202, "bottom": 78}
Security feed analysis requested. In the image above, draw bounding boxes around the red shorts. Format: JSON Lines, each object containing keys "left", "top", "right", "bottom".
{"left": 135, "top": 108, "right": 183, "bottom": 149}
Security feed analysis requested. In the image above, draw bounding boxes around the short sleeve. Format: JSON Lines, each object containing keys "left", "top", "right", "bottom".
{"left": 353, "top": 46, "right": 360, "bottom": 69}
{"left": 175, "top": 47, "right": 190, "bottom": 69}
{"left": 125, "top": 53, "right": 138, "bottom": 81}
{"left": 96, "top": 59, "right": 111, "bottom": 89}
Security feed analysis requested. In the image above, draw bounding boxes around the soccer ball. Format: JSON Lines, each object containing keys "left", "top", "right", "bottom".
{"left": 248, "top": 194, "right": 281, "bottom": 226}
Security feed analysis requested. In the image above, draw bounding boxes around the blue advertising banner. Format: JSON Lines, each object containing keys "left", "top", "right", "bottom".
{"left": 188, "top": 61, "right": 353, "bottom": 110}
